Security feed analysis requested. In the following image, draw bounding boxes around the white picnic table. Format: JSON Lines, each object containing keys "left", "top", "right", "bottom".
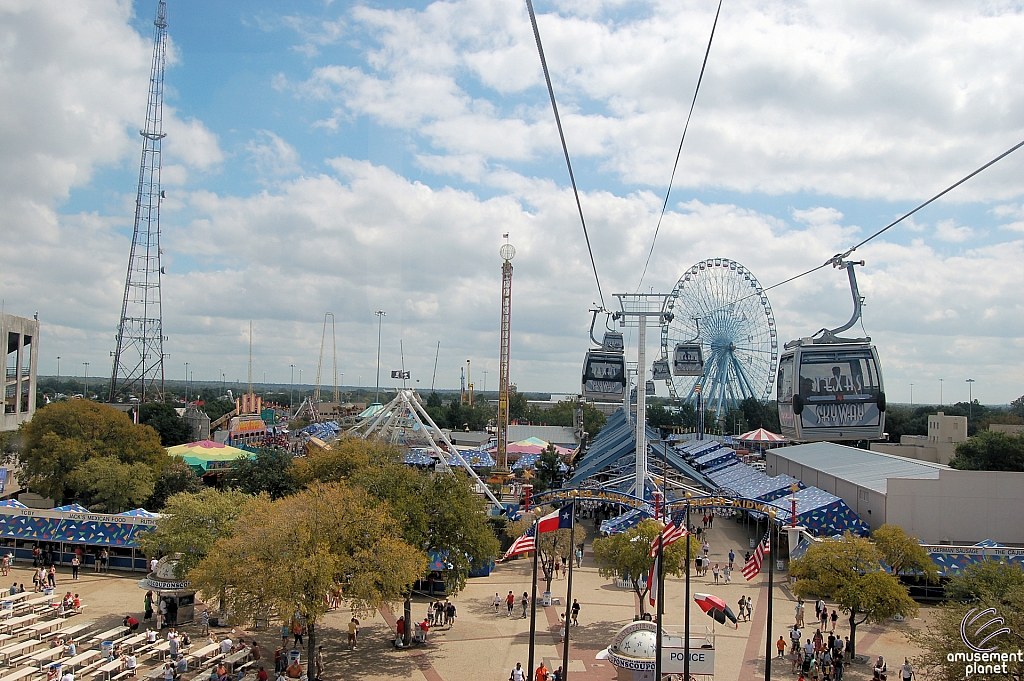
{"left": 0, "top": 614, "right": 38, "bottom": 633}
{"left": 0, "top": 638, "right": 41, "bottom": 663}
{"left": 22, "top": 619, "right": 63, "bottom": 638}
{"left": 1, "top": 593, "right": 29, "bottom": 605}
{"left": 186, "top": 645, "right": 218, "bottom": 662}
{"left": 145, "top": 641, "right": 169, "bottom": 659}
{"left": 222, "top": 649, "right": 249, "bottom": 672}
{"left": 0, "top": 666, "right": 40, "bottom": 681}
{"left": 25, "top": 646, "right": 63, "bottom": 667}
{"left": 61, "top": 649, "right": 101, "bottom": 671}
{"left": 96, "top": 657, "right": 123, "bottom": 681}
{"left": 88, "top": 627, "right": 127, "bottom": 644}
{"left": 53, "top": 622, "right": 94, "bottom": 640}
{"left": 118, "top": 633, "right": 146, "bottom": 650}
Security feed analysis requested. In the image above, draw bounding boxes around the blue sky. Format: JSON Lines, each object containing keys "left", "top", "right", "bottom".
{"left": 2, "top": 0, "right": 1023, "bottom": 404}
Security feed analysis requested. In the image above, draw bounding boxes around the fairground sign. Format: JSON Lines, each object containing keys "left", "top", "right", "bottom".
{"left": 533, "top": 489, "right": 782, "bottom": 519}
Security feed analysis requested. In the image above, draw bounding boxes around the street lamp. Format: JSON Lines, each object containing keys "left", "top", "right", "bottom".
{"left": 184, "top": 362, "right": 189, "bottom": 402}
{"left": 56, "top": 357, "right": 60, "bottom": 392}
{"left": 290, "top": 364, "right": 296, "bottom": 408}
{"left": 910, "top": 383, "right": 914, "bottom": 407}
{"left": 966, "top": 379, "right": 975, "bottom": 421}
{"left": 374, "top": 310, "right": 386, "bottom": 404}
{"left": 82, "top": 362, "right": 90, "bottom": 399}
{"left": 940, "top": 378, "right": 944, "bottom": 406}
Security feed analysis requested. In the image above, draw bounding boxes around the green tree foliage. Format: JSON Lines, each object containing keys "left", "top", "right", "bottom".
{"left": 138, "top": 403, "right": 193, "bottom": 447}
{"left": 229, "top": 447, "right": 298, "bottom": 499}
{"left": 872, "top": 524, "right": 938, "bottom": 581}
{"left": 532, "top": 400, "right": 606, "bottom": 437}
{"left": 147, "top": 458, "right": 203, "bottom": 510}
{"left": 592, "top": 519, "right": 692, "bottom": 617}
{"left": 509, "top": 392, "right": 529, "bottom": 421}
{"left": 910, "top": 563, "right": 1024, "bottom": 681}
{"left": 532, "top": 445, "right": 564, "bottom": 493}
{"left": 740, "top": 397, "right": 782, "bottom": 433}
{"left": 136, "top": 488, "right": 253, "bottom": 578}
{"left": 19, "top": 401, "right": 166, "bottom": 502}
{"left": 291, "top": 437, "right": 396, "bottom": 485}
{"left": 510, "top": 508, "right": 590, "bottom": 593}
{"left": 791, "top": 533, "right": 918, "bottom": 659}
{"left": 202, "top": 399, "right": 236, "bottom": 423}
{"left": 188, "top": 482, "right": 426, "bottom": 665}
{"left": 68, "top": 457, "right": 156, "bottom": 512}
{"left": 1011, "top": 395, "right": 1024, "bottom": 418}
{"left": 645, "top": 402, "right": 697, "bottom": 431}
{"left": 949, "top": 430, "right": 1024, "bottom": 471}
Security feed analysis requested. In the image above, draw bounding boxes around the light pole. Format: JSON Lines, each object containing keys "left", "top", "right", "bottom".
{"left": 966, "top": 379, "right": 975, "bottom": 421}
{"left": 184, "top": 362, "right": 189, "bottom": 402}
{"left": 910, "top": 383, "right": 914, "bottom": 407}
{"left": 82, "top": 362, "right": 90, "bottom": 399}
{"left": 374, "top": 310, "right": 386, "bottom": 404}
{"left": 56, "top": 357, "right": 60, "bottom": 393}
{"left": 940, "top": 378, "right": 944, "bottom": 406}
{"left": 290, "top": 364, "right": 296, "bottom": 408}
{"left": 482, "top": 370, "right": 488, "bottom": 394}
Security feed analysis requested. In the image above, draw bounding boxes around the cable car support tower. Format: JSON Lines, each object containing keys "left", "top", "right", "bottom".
{"left": 109, "top": 0, "right": 169, "bottom": 403}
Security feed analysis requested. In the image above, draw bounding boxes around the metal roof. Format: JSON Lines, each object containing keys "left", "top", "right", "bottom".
{"left": 772, "top": 442, "right": 947, "bottom": 494}
{"left": 508, "top": 425, "right": 578, "bottom": 445}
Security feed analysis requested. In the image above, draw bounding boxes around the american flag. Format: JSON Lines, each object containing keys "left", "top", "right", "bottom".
{"left": 742, "top": 531, "right": 770, "bottom": 580}
{"left": 649, "top": 511, "right": 689, "bottom": 557}
{"left": 501, "top": 524, "right": 536, "bottom": 561}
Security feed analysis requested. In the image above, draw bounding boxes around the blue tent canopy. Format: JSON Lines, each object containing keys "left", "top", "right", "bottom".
{"left": 600, "top": 508, "right": 649, "bottom": 535}
{"left": 53, "top": 504, "right": 89, "bottom": 513}
{"left": 693, "top": 448, "right": 739, "bottom": 471}
{"left": 767, "top": 488, "right": 869, "bottom": 537}
{"left": 450, "top": 450, "right": 496, "bottom": 467}
{"left": 403, "top": 449, "right": 436, "bottom": 466}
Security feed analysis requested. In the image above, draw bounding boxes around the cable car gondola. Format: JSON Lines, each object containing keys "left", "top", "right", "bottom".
{"left": 672, "top": 343, "right": 704, "bottom": 376}
{"left": 777, "top": 259, "right": 886, "bottom": 441}
{"left": 651, "top": 358, "right": 671, "bottom": 381}
{"left": 582, "top": 315, "right": 626, "bottom": 401}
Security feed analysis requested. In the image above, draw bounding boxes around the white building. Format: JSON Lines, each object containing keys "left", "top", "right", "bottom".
{"left": 2, "top": 312, "right": 39, "bottom": 432}
{"left": 767, "top": 441, "right": 1024, "bottom": 545}
{"left": 870, "top": 411, "right": 967, "bottom": 465}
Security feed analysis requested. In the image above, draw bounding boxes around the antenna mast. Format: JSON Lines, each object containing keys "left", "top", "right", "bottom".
{"left": 109, "top": 0, "right": 168, "bottom": 403}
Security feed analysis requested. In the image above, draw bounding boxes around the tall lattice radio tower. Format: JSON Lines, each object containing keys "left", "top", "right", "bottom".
{"left": 496, "top": 239, "right": 515, "bottom": 471}
{"left": 109, "top": 1, "right": 169, "bottom": 403}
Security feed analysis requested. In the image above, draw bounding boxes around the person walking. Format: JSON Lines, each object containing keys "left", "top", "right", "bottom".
{"left": 830, "top": 608, "right": 838, "bottom": 633}
{"left": 521, "top": 592, "right": 529, "bottom": 619}
{"left": 712, "top": 564, "right": 720, "bottom": 584}
{"left": 493, "top": 593, "right": 502, "bottom": 615}
{"left": 506, "top": 591, "right": 515, "bottom": 618}
{"left": 347, "top": 618, "right": 359, "bottom": 649}
{"left": 777, "top": 636, "right": 786, "bottom": 658}
{"left": 144, "top": 591, "right": 154, "bottom": 621}
{"left": 796, "top": 599, "right": 806, "bottom": 627}
{"left": 71, "top": 556, "right": 80, "bottom": 581}
{"left": 509, "top": 663, "right": 525, "bottom": 681}
{"left": 575, "top": 546, "right": 583, "bottom": 568}
{"left": 728, "top": 549, "right": 735, "bottom": 570}
{"left": 313, "top": 646, "right": 323, "bottom": 681}
{"left": 738, "top": 597, "right": 748, "bottom": 623}
{"left": 723, "top": 565, "right": 731, "bottom": 583}
{"left": 899, "top": 658, "right": 914, "bottom": 681}
{"left": 571, "top": 599, "right": 580, "bottom": 626}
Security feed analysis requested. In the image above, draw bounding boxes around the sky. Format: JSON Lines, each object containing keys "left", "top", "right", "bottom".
{"left": 1, "top": 0, "right": 1023, "bottom": 404}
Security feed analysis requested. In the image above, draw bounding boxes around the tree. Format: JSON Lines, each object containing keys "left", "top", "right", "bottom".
{"left": 229, "top": 448, "right": 298, "bottom": 499}
{"left": 203, "top": 399, "right": 236, "bottom": 423}
{"left": 351, "top": 454, "right": 499, "bottom": 644}
{"left": 188, "top": 482, "right": 426, "bottom": 667}
{"left": 147, "top": 459, "right": 203, "bottom": 510}
{"left": 68, "top": 457, "right": 155, "bottom": 512}
{"left": 740, "top": 397, "right": 782, "bottom": 433}
{"left": 19, "top": 401, "right": 166, "bottom": 502}
{"left": 791, "top": 533, "right": 918, "bottom": 659}
{"left": 910, "top": 563, "right": 1024, "bottom": 681}
{"left": 533, "top": 445, "right": 564, "bottom": 493}
{"left": 510, "top": 510, "right": 590, "bottom": 594}
{"left": 949, "top": 430, "right": 1024, "bottom": 471}
{"left": 509, "top": 392, "right": 529, "bottom": 421}
{"left": 592, "top": 519, "right": 692, "bottom": 617}
{"left": 1011, "top": 394, "right": 1024, "bottom": 418}
{"left": 292, "top": 437, "right": 397, "bottom": 485}
{"left": 136, "top": 488, "right": 253, "bottom": 578}
{"left": 139, "top": 403, "right": 193, "bottom": 447}
{"left": 872, "top": 524, "right": 939, "bottom": 582}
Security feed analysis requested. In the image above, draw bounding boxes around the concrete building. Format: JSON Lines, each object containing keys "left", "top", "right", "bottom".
{"left": 990, "top": 423, "right": 1024, "bottom": 435}
{"left": 870, "top": 411, "right": 967, "bottom": 465}
{"left": 768, "top": 442, "right": 1024, "bottom": 545}
{"left": 2, "top": 312, "right": 39, "bottom": 432}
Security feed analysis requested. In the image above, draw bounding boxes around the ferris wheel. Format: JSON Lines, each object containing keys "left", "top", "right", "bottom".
{"left": 660, "top": 258, "right": 779, "bottom": 421}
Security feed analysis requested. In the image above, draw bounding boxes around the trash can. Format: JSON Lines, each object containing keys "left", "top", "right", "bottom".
{"left": 777, "top": 559, "right": 785, "bottom": 572}
{"left": 44, "top": 588, "right": 54, "bottom": 596}
{"left": 101, "top": 641, "right": 113, "bottom": 658}
{"left": 288, "top": 650, "right": 300, "bottom": 665}
{"left": 542, "top": 591, "right": 552, "bottom": 607}
{"left": 749, "top": 538, "right": 756, "bottom": 549}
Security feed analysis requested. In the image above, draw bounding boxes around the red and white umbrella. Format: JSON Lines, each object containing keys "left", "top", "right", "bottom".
{"left": 736, "top": 428, "right": 786, "bottom": 443}
{"left": 693, "top": 593, "right": 738, "bottom": 627}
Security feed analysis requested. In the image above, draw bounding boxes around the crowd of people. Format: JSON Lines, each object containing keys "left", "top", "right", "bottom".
{"left": 785, "top": 599, "right": 850, "bottom": 681}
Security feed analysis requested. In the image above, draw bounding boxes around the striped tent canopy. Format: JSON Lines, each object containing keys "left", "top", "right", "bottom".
{"left": 165, "top": 440, "right": 252, "bottom": 474}
{"left": 735, "top": 428, "right": 786, "bottom": 443}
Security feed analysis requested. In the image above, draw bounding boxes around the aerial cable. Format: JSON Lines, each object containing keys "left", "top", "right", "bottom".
{"left": 525, "top": 0, "right": 606, "bottom": 310}
{"left": 702, "top": 137, "right": 1024, "bottom": 312}
{"left": 637, "top": 0, "right": 724, "bottom": 291}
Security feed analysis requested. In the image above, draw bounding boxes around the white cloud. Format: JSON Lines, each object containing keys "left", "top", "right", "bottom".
{"left": 289, "top": 0, "right": 1024, "bottom": 201}
{"left": 934, "top": 219, "right": 974, "bottom": 243}
{"left": 245, "top": 131, "right": 302, "bottom": 179}
{"left": 164, "top": 113, "right": 224, "bottom": 171}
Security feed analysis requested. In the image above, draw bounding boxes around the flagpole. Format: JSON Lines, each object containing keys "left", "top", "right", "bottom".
{"left": 561, "top": 498, "right": 576, "bottom": 679}
{"left": 764, "top": 511, "right": 777, "bottom": 681}
{"left": 684, "top": 492, "right": 692, "bottom": 681}
{"left": 527, "top": 513, "right": 540, "bottom": 680}
{"left": 655, "top": 525, "right": 665, "bottom": 679}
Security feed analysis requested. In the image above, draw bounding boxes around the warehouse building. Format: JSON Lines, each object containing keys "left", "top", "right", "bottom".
{"left": 766, "top": 442, "right": 1024, "bottom": 545}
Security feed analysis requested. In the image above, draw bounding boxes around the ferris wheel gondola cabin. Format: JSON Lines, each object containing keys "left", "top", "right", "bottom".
{"left": 777, "top": 259, "right": 886, "bottom": 442}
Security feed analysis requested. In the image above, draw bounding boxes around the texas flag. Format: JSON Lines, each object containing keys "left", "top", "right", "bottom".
{"left": 537, "top": 503, "right": 575, "bottom": 534}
